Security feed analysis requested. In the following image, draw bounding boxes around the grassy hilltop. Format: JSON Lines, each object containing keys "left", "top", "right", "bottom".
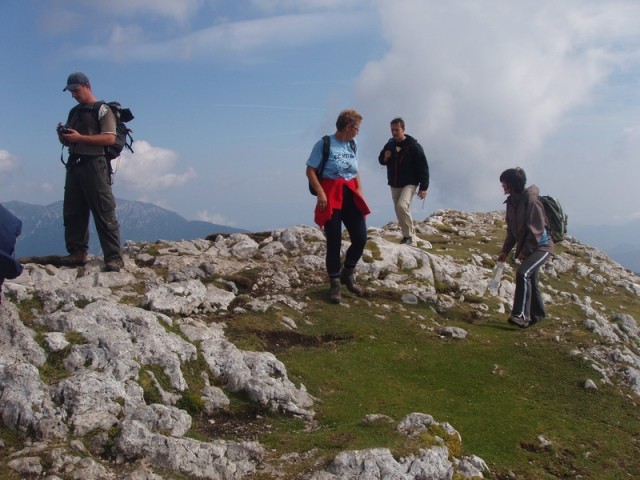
{"left": 219, "top": 212, "right": 640, "bottom": 479}
{"left": 2, "top": 209, "right": 640, "bottom": 479}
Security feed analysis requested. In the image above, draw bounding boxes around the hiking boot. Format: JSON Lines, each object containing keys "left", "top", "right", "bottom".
{"left": 508, "top": 315, "right": 530, "bottom": 328}
{"left": 104, "top": 258, "right": 124, "bottom": 272}
{"left": 400, "top": 236, "right": 413, "bottom": 245}
{"left": 340, "top": 267, "right": 364, "bottom": 296}
{"left": 57, "top": 251, "right": 88, "bottom": 267}
{"left": 329, "top": 277, "right": 341, "bottom": 304}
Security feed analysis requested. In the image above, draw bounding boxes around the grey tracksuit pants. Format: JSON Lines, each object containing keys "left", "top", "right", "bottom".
{"left": 511, "top": 250, "right": 551, "bottom": 322}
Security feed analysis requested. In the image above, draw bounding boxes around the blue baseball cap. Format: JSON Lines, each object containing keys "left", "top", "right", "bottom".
{"left": 63, "top": 72, "right": 90, "bottom": 92}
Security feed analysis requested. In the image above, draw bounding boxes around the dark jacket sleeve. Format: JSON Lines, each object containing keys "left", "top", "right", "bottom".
{"left": 501, "top": 207, "right": 517, "bottom": 256}
{"left": 378, "top": 139, "right": 394, "bottom": 165}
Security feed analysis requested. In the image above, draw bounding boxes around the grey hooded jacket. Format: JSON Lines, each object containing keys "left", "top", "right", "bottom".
{"left": 501, "top": 185, "right": 554, "bottom": 259}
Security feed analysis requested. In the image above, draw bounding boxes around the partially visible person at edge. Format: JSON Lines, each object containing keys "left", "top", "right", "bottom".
{"left": 306, "top": 109, "right": 371, "bottom": 304}
{"left": 497, "top": 167, "right": 554, "bottom": 328}
{"left": 378, "top": 117, "right": 429, "bottom": 245}
{"left": 0, "top": 203, "right": 24, "bottom": 304}
{"left": 56, "top": 72, "right": 124, "bottom": 272}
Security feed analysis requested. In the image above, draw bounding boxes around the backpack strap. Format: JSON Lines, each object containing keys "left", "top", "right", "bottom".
{"left": 316, "top": 135, "right": 331, "bottom": 179}
{"left": 316, "top": 136, "right": 357, "bottom": 180}
{"left": 65, "top": 105, "right": 79, "bottom": 125}
{"left": 59, "top": 103, "right": 103, "bottom": 166}
{"left": 59, "top": 105, "right": 78, "bottom": 166}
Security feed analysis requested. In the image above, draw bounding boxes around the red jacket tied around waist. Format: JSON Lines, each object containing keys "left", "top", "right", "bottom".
{"left": 314, "top": 177, "right": 371, "bottom": 227}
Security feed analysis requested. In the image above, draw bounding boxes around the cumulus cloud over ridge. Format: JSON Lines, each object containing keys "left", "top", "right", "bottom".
{"left": 356, "top": 0, "right": 640, "bottom": 215}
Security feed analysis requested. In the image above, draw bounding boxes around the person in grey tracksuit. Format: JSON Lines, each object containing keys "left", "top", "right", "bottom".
{"left": 497, "top": 168, "right": 554, "bottom": 328}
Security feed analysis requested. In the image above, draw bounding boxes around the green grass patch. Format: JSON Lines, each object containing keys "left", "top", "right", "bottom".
{"left": 37, "top": 331, "right": 88, "bottom": 384}
{"left": 138, "top": 366, "right": 166, "bottom": 405}
{"left": 16, "top": 295, "right": 45, "bottom": 326}
{"left": 176, "top": 352, "right": 212, "bottom": 416}
{"left": 0, "top": 427, "right": 25, "bottom": 480}
{"left": 224, "top": 287, "right": 640, "bottom": 479}
{"left": 144, "top": 244, "right": 161, "bottom": 256}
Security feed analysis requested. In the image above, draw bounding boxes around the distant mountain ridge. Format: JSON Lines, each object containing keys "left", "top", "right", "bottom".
{"left": 4, "top": 199, "right": 247, "bottom": 257}
{"left": 570, "top": 221, "right": 640, "bottom": 273}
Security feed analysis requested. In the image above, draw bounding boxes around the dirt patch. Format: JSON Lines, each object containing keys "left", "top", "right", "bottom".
{"left": 196, "top": 404, "right": 272, "bottom": 442}
{"left": 250, "top": 330, "right": 352, "bottom": 352}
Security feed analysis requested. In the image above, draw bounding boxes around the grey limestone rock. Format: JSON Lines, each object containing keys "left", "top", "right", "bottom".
{"left": 117, "top": 419, "right": 264, "bottom": 479}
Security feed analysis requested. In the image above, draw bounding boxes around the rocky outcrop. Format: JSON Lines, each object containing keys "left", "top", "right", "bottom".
{"left": 1, "top": 210, "right": 639, "bottom": 478}
{"left": 308, "top": 413, "right": 488, "bottom": 479}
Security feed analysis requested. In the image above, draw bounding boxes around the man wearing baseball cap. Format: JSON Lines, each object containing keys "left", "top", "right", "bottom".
{"left": 63, "top": 72, "right": 91, "bottom": 92}
{"left": 56, "top": 72, "right": 124, "bottom": 272}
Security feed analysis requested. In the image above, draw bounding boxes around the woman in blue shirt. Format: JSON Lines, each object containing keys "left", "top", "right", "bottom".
{"left": 306, "top": 109, "right": 370, "bottom": 304}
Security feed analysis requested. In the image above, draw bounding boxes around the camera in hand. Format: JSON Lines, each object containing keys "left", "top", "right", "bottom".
{"left": 57, "top": 124, "right": 71, "bottom": 135}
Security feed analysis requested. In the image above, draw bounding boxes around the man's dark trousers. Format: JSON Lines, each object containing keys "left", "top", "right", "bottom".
{"left": 63, "top": 155, "right": 122, "bottom": 261}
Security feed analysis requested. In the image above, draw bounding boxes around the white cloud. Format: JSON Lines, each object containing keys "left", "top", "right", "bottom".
{"left": 71, "top": 0, "right": 202, "bottom": 23}
{"left": 355, "top": 0, "right": 640, "bottom": 215}
{"left": 117, "top": 140, "right": 197, "bottom": 192}
{"left": 197, "top": 210, "right": 237, "bottom": 227}
{"left": 0, "top": 150, "right": 18, "bottom": 182}
{"left": 40, "top": 0, "right": 203, "bottom": 36}
{"left": 44, "top": 0, "right": 376, "bottom": 63}
{"left": 250, "top": 0, "right": 375, "bottom": 13}
{"left": 74, "top": 11, "right": 372, "bottom": 62}
{"left": 23, "top": 182, "right": 55, "bottom": 194}
{"left": 623, "top": 125, "right": 640, "bottom": 139}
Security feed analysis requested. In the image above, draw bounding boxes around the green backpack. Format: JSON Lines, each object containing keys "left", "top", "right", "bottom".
{"left": 540, "top": 195, "right": 568, "bottom": 243}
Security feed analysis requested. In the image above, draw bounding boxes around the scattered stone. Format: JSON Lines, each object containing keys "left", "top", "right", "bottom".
{"left": 363, "top": 413, "right": 394, "bottom": 424}
{"left": 281, "top": 316, "right": 297, "bottom": 329}
{"left": 584, "top": 379, "right": 598, "bottom": 390}
{"left": 537, "top": 435, "right": 552, "bottom": 449}
{"left": 401, "top": 293, "right": 419, "bottom": 304}
{"left": 135, "top": 253, "right": 156, "bottom": 267}
{"left": 7, "top": 456, "right": 42, "bottom": 476}
{"left": 438, "top": 326, "right": 468, "bottom": 339}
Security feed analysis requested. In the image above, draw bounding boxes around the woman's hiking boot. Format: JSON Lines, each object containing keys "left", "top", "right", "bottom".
{"left": 329, "top": 277, "right": 341, "bottom": 304}
{"left": 340, "top": 267, "right": 363, "bottom": 296}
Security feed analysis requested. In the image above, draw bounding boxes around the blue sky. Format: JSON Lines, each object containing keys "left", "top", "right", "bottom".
{"left": 1, "top": 0, "right": 640, "bottom": 232}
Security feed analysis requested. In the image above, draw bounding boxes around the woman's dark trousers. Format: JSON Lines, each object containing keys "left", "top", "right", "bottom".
{"left": 323, "top": 187, "right": 367, "bottom": 278}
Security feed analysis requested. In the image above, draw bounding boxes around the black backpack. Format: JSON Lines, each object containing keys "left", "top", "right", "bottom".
{"left": 97, "top": 101, "right": 135, "bottom": 162}
{"left": 308, "top": 136, "right": 356, "bottom": 196}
